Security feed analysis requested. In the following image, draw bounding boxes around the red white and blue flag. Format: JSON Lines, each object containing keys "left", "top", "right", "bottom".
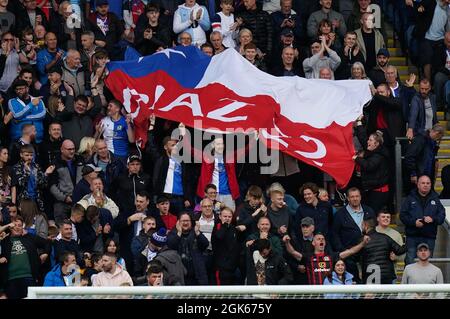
{"left": 105, "top": 46, "right": 372, "bottom": 187}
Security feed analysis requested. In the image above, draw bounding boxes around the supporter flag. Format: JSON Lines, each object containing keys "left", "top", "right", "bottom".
{"left": 105, "top": 46, "right": 372, "bottom": 187}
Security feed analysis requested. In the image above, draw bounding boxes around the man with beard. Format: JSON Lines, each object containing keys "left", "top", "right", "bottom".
{"left": 8, "top": 80, "right": 45, "bottom": 144}
{"left": 368, "top": 48, "right": 391, "bottom": 87}
{"left": 92, "top": 252, "right": 133, "bottom": 286}
{"left": 9, "top": 124, "right": 38, "bottom": 166}
{"left": 407, "top": 79, "right": 438, "bottom": 139}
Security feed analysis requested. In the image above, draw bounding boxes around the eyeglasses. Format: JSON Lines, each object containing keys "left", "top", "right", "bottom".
{"left": 3, "top": 38, "right": 14, "bottom": 42}
{"left": 201, "top": 205, "right": 213, "bottom": 208}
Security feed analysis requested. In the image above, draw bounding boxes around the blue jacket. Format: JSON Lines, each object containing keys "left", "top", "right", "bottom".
{"left": 36, "top": 48, "right": 66, "bottom": 85}
{"left": 323, "top": 271, "right": 354, "bottom": 285}
{"left": 408, "top": 93, "right": 438, "bottom": 135}
{"left": 404, "top": 132, "right": 439, "bottom": 179}
{"left": 43, "top": 264, "right": 66, "bottom": 287}
{"left": 400, "top": 189, "right": 445, "bottom": 239}
{"left": 331, "top": 205, "right": 375, "bottom": 252}
{"left": 323, "top": 271, "right": 354, "bottom": 299}
{"left": 8, "top": 96, "right": 46, "bottom": 143}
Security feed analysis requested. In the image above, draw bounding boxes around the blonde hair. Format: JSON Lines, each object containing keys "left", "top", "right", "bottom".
{"left": 318, "top": 188, "right": 328, "bottom": 197}
{"left": 351, "top": 62, "right": 367, "bottom": 79}
{"left": 266, "top": 182, "right": 285, "bottom": 197}
{"left": 78, "top": 137, "right": 96, "bottom": 157}
{"left": 239, "top": 28, "right": 253, "bottom": 42}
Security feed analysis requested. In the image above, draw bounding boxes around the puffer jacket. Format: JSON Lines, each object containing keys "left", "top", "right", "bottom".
{"left": 354, "top": 124, "right": 390, "bottom": 190}
{"left": 355, "top": 146, "right": 390, "bottom": 191}
{"left": 361, "top": 230, "right": 406, "bottom": 284}
{"left": 400, "top": 189, "right": 445, "bottom": 239}
{"left": 237, "top": 7, "right": 273, "bottom": 57}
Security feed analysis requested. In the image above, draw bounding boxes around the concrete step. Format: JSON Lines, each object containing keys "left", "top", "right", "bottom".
{"left": 438, "top": 111, "right": 445, "bottom": 120}
{"left": 388, "top": 47, "right": 403, "bottom": 57}
{"left": 390, "top": 56, "right": 407, "bottom": 66}
{"left": 387, "top": 38, "right": 395, "bottom": 47}
{"left": 399, "top": 74, "right": 418, "bottom": 83}
{"left": 397, "top": 66, "right": 409, "bottom": 76}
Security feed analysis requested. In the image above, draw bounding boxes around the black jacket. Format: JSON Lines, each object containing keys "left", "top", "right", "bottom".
{"left": 284, "top": 235, "right": 314, "bottom": 284}
{"left": 0, "top": 234, "right": 51, "bottom": 285}
{"left": 146, "top": 131, "right": 192, "bottom": 201}
{"left": 412, "top": 0, "right": 437, "bottom": 39}
{"left": 237, "top": 8, "right": 273, "bottom": 58}
{"left": 335, "top": 47, "right": 365, "bottom": 80}
{"left": 246, "top": 249, "right": 293, "bottom": 285}
{"left": 14, "top": 7, "right": 49, "bottom": 36}
{"left": 167, "top": 229, "right": 209, "bottom": 285}
{"left": 361, "top": 230, "right": 406, "bottom": 284}
{"left": 354, "top": 141, "right": 390, "bottom": 191}
{"left": 134, "top": 17, "right": 172, "bottom": 48}
{"left": 236, "top": 201, "right": 265, "bottom": 243}
{"left": 331, "top": 204, "right": 375, "bottom": 252}
{"left": 211, "top": 222, "right": 241, "bottom": 271}
{"left": 368, "top": 66, "right": 386, "bottom": 88}
{"left": 112, "top": 171, "right": 152, "bottom": 213}
{"left": 38, "top": 138, "right": 62, "bottom": 169}
{"left": 86, "top": 12, "right": 124, "bottom": 52}
{"left": 364, "top": 93, "right": 405, "bottom": 141}
{"left": 52, "top": 239, "right": 84, "bottom": 267}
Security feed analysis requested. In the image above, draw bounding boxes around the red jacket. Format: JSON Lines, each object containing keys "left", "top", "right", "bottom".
{"left": 197, "top": 160, "right": 240, "bottom": 200}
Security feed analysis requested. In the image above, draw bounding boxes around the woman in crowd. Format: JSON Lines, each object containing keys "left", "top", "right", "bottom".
{"left": 353, "top": 127, "right": 390, "bottom": 214}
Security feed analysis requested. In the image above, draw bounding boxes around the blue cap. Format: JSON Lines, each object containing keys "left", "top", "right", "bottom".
{"left": 377, "top": 48, "right": 390, "bottom": 57}
{"left": 96, "top": 0, "right": 109, "bottom": 6}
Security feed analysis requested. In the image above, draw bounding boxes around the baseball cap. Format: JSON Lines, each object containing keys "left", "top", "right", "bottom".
{"left": 417, "top": 243, "right": 430, "bottom": 250}
{"left": 96, "top": 0, "right": 109, "bottom": 6}
{"left": 127, "top": 154, "right": 141, "bottom": 165}
{"left": 281, "top": 28, "right": 294, "bottom": 37}
{"left": 376, "top": 48, "right": 390, "bottom": 58}
{"left": 301, "top": 217, "right": 314, "bottom": 226}
{"left": 82, "top": 164, "right": 101, "bottom": 176}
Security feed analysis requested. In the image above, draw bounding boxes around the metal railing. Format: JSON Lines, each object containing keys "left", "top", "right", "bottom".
{"left": 394, "top": 136, "right": 450, "bottom": 213}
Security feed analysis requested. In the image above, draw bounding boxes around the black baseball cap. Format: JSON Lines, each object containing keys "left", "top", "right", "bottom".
{"left": 127, "top": 154, "right": 141, "bottom": 165}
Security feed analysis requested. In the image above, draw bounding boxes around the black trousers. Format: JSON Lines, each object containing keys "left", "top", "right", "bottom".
{"left": 5, "top": 277, "right": 36, "bottom": 299}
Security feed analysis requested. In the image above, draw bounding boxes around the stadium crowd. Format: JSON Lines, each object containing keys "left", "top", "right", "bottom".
{"left": 0, "top": 0, "right": 448, "bottom": 298}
